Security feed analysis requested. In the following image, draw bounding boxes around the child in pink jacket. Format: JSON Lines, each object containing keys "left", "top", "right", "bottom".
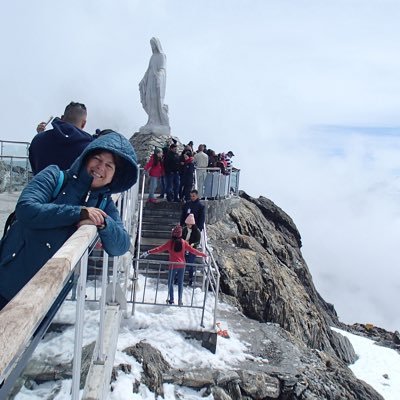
{"left": 141, "top": 225, "right": 206, "bottom": 305}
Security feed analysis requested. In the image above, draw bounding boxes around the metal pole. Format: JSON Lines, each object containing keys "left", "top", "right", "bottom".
{"left": 71, "top": 249, "right": 89, "bottom": 400}
{"left": 132, "top": 171, "right": 146, "bottom": 316}
{"left": 8, "top": 157, "right": 13, "bottom": 193}
{"left": 111, "top": 256, "right": 118, "bottom": 303}
{"left": 96, "top": 251, "right": 109, "bottom": 363}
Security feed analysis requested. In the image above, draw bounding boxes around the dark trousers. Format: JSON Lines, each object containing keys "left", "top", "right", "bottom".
{"left": 185, "top": 252, "right": 196, "bottom": 281}
{"left": 167, "top": 268, "right": 185, "bottom": 303}
{"left": 160, "top": 176, "right": 166, "bottom": 196}
{"left": 166, "top": 172, "right": 180, "bottom": 202}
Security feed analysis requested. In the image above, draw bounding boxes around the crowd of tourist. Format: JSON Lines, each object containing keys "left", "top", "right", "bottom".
{"left": 144, "top": 138, "right": 236, "bottom": 202}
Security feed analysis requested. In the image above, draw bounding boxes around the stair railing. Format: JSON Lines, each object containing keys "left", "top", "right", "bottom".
{"left": 131, "top": 169, "right": 146, "bottom": 315}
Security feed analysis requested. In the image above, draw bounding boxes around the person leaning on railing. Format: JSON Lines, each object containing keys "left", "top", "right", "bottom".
{"left": 0, "top": 131, "right": 138, "bottom": 311}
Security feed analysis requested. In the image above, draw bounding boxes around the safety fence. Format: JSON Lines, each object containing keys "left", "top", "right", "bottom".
{"left": 194, "top": 166, "right": 240, "bottom": 199}
{"left": 131, "top": 171, "right": 220, "bottom": 329}
{"left": 0, "top": 140, "right": 31, "bottom": 193}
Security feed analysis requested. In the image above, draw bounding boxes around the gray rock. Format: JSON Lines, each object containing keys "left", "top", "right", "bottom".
{"left": 123, "top": 340, "right": 171, "bottom": 396}
{"left": 238, "top": 370, "right": 280, "bottom": 399}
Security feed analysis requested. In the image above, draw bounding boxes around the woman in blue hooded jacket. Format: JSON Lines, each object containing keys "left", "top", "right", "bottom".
{"left": 0, "top": 130, "right": 138, "bottom": 310}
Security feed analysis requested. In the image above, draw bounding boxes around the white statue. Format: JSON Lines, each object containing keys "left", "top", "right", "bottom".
{"left": 139, "top": 37, "right": 170, "bottom": 135}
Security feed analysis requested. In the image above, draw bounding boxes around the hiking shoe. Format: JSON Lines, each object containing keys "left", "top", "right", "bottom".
{"left": 166, "top": 299, "right": 174, "bottom": 305}
{"left": 178, "top": 300, "right": 183, "bottom": 307}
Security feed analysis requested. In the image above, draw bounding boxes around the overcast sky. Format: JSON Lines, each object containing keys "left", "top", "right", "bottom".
{"left": 1, "top": 0, "right": 399, "bottom": 331}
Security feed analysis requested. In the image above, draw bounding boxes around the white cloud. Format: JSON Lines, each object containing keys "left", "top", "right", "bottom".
{"left": 1, "top": 0, "right": 400, "bottom": 330}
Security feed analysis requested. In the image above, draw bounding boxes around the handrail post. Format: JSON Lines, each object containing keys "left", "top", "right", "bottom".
{"left": 71, "top": 248, "right": 89, "bottom": 400}
{"left": 96, "top": 251, "right": 109, "bottom": 364}
{"left": 8, "top": 157, "right": 13, "bottom": 193}
{"left": 132, "top": 171, "right": 146, "bottom": 316}
{"left": 227, "top": 168, "right": 232, "bottom": 197}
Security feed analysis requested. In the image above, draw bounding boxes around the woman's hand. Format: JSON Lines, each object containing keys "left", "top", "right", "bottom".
{"left": 80, "top": 207, "right": 108, "bottom": 226}
{"left": 78, "top": 218, "right": 96, "bottom": 227}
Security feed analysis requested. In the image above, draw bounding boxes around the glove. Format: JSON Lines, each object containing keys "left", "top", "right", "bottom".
{"left": 140, "top": 251, "right": 149, "bottom": 259}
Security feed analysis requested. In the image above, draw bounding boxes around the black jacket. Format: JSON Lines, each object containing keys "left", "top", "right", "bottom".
{"left": 164, "top": 150, "right": 181, "bottom": 174}
{"left": 29, "top": 118, "right": 93, "bottom": 175}
{"left": 180, "top": 199, "right": 205, "bottom": 231}
{"left": 182, "top": 225, "right": 201, "bottom": 248}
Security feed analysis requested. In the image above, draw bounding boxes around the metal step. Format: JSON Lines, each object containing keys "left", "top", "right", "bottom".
{"left": 141, "top": 229, "right": 171, "bottom": 239}
{"left": 142, "top": 221, "right": 176, "bottom": 230}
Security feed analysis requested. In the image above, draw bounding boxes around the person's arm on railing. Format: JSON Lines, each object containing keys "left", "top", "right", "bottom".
{"left": 80, "top": 198, "right": 130, "bottom": 256}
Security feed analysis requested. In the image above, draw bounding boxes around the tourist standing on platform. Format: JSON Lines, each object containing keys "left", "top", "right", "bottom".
{"left": 180, "top": 190, "right": 205, "bottom": 231}
{"left": 0, "top": 131, "right": 138, "bottom": 311}
{"left": 164, "top": 143, "right": 181, "bottom": 202}
{"left": 194, "top": 144, "right": 209, "bottom": 198}
{"left": 29, "top": 102, "right": 93, "bottom": 175}
{"left": 181, "top": 150, "right": 195, "bottom": 202}
{"left": 144, "top": 147, "right": 164, "bottom": 203}
{"left": 140, "top": 225, "right": 206, "bottom": 306}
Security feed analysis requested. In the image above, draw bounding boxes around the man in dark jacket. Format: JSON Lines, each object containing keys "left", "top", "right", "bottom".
{"left": 29, "top": 102, "right": 93, "bottom": 175}
{"left": 164, "top": 143, "right": 181, "bottom": 202}
{"left": 180, "top": 190, "right": 205, "bottom": 231}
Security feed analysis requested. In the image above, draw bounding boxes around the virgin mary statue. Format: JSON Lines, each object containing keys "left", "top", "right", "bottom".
{"left": 139, "top": 37, "right": 171, "bottom": 135}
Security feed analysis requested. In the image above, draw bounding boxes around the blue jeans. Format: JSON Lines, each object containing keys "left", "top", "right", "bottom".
{"left": 148, "top": 176, "right": 159, "bottom": 199}
{"left": 160, "top": 176, "right": 166, "bottom": 196}
{"left": 166, "top": 172, "right": 180, "bottom": 202}
{"left": 167, "top": 268, "right": 184, "bottom": 303}
{"left": 185, "top": 252, "right": 196, "bottom": 281}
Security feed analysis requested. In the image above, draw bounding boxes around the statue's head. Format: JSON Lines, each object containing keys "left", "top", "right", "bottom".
{"left": 150, "top": 37, "right": 163, "bottom": 54}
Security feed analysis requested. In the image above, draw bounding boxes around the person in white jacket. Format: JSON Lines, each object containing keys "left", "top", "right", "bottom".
{"left": 194, "top": 145, "right": 209, "bottom": 198}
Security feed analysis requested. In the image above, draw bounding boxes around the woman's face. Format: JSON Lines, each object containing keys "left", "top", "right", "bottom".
{"left": 86, "top": 151, "right": 116, "bottom": 189}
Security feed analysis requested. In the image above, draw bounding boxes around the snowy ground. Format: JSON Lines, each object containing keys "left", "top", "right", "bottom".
{"left": 11, "top": 278, "right": 400, "bottom": 400}
{"left": 332, "top": 327, "right": 400, "bottom": 400}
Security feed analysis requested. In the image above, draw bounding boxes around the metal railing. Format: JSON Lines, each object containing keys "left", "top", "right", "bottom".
{"left": 194, "top": 166, "right": 241, "bottom": 199}
{"left": 130, "top": 170, "right": 220, "bottom": 329}
{"left": 0, "top": 140, "right": 31, "bottom": 193}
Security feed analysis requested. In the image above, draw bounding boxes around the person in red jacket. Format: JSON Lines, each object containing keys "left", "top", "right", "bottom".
{"left": 140, "top": 225, "right": 206, "bottom": 305}
{"left": 144, "top": 148, "right": 164, "bottom": 203}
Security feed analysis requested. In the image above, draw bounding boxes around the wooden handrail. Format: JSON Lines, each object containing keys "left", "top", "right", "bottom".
{"left": 0, "top": 225, "right": 97, "bottom": 382}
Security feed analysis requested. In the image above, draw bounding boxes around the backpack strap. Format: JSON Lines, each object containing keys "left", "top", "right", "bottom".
{"left": 2, "top": 211, "right": 16, "bottom": 240}
{"left": 97, "top": 194, "right": 108, "bottom": 211}
{"left": 52, "top": 170, "right": 65, "bottom": 199}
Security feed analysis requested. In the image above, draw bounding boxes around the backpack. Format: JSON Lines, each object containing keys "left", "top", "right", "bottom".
{"left": 1, "top": 171, "right": 108, "bottom": 240}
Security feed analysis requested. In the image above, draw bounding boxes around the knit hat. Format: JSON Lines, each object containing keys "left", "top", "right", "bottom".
{"left": 171, "top": 225, "right": 182, "bottom": 238}
{"left": 185, "top": 213, "right": 196, "bottom": 225}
